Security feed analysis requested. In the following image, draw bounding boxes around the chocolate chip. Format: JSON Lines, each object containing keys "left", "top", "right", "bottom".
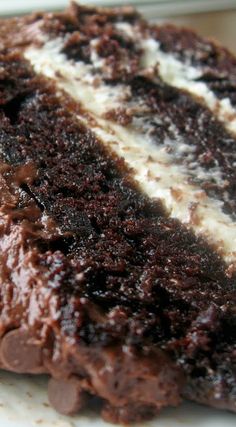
{"left": 0, "top": 329, "right": 42, "bottom": 373}
{"left": 48, "top": 376, "right": 88, "bottom": 415}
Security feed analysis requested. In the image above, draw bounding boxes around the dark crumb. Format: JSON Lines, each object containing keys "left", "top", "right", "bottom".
{"left": 0, "top": 1, "right": 235, "bottom": 423}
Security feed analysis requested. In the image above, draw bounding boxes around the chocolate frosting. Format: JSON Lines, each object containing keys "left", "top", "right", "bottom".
{"left": 0, "top": 3, "right": 235, "bottom": 423}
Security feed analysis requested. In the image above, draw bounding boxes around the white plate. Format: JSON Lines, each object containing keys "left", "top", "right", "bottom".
{"left": 0, "top": 370, "right": 235, "bottom": 427}
{"left": 0, "top": 0, "right": 236, "bottom": 17}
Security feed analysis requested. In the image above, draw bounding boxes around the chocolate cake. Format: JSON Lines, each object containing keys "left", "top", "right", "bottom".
{"left": 0, "top": 2, "right": 235, "bottom": 423}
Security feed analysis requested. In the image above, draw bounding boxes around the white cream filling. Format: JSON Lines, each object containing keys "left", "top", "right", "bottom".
{"left": 141, "top": 38, "right": 236, "bottom": 135}
{"left": 24, "top": 38, "right": 236, "bottom": 267}
{"left": 115, "top": 22, "right": 236, "bottom": 136}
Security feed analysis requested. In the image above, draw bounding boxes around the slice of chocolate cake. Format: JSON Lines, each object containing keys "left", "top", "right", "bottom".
{"left": 0, "top": 2, "right": 235, "bottom": 424}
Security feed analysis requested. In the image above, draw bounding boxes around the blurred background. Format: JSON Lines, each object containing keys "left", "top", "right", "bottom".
{"left": 0, "top": 0, "right": 235, "bottom": 53}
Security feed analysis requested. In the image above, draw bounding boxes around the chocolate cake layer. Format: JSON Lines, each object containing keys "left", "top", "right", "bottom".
{"left": 0, "top": 2, "right": 235, "bottom": 424}
{"left": 23, "top": 3, "right": 236, "bottom": 268}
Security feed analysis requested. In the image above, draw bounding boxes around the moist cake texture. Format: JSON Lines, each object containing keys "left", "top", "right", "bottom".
{"left": 0, "top": 2, "right": 236, "bottom": 423}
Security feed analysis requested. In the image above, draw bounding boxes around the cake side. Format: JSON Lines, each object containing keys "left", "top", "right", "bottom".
{"left": 0, "top": 2, "right": 235, "bottom": 423}
{"left": 23, "top": 2, "right": 236, "bottom": 269}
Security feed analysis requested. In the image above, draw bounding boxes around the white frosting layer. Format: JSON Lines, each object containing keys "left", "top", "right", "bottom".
{"left": 25, "top": 37, "right": 236, "bottom": 266}
{"left": 141, "top": 38, "right": 236, "bottom": 135}
{"left": 116, "top": 22, "right": 236, "bottom": 136}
